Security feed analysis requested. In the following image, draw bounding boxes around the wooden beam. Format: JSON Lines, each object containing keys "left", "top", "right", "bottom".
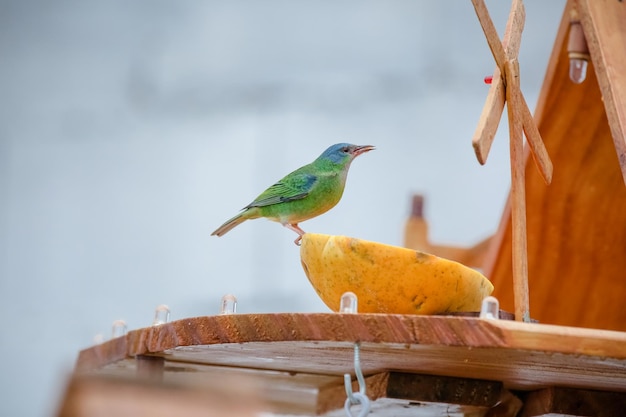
{"left": 577, "top": 0, "right": 626, "bottom": 186}
{"left": 505, "top": 58, "right": 530, "bottom": 322}
{"left": 75, "top": 314, "right": 626, "bottom": 394}
{"left": 470, "top": 0, "right": 510, "bottom": 71}
{"left": 470, "top": 0, "right": 553, "bottom": 184}
{"left": 56, "top": 374, "right": 262, "bottom": 417}
{"left": 386, "top": 372, "right": 503, "bottom": 407}
{"left": 472, "top": 0, "right": 524, "bottom": 164}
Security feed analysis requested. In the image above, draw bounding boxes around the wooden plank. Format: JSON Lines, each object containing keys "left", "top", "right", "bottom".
{"left": 505, "top": 58, "right": 530, "bottom": 323}
{"left": 155, "top": 340, "right": 626, "bottom": 393}
{"left": 75, "top": 333, "right": 128, "bottom": 371}
{"left": 98, "top": 357, "right": 353, "bottom": 415}
{"left": 578, "top": 0, "right": 626, "bottom": 185}
{"left": 471, "top": 0, "right": 524, "bottom": 164}
{"left": 113, "top": 314, "right": 626, "bottom": 359}
{"left": 470, "top": 0, "right": 509, "bottom": 71}
{"left": 76, "top": 314, "right": 626, "bottom": 394}
{"left": 90, "top": 358, "right": 514, "bottom": 416}
{"left": 386, "top": 372, "right": 503, "bottom": 407}
{"left": 56, "top": 373, "right": 262, "bottom": 417}
{"left": 60, "top": 371, "right": 523, "bottom": 417}
{"left": 469, "top": 0, "right": 553, "bottom": 184}
{"left": 93, "top": 357, "right": 351, "bottom": 415}
{"left": 520, "top": 93, "right": 553, "bottom": 185}
{"left": 484, "top": 0, "right": 626, "bottom": 331}
{"left": 521, "top": 386, "right": 626, "bottom": 417}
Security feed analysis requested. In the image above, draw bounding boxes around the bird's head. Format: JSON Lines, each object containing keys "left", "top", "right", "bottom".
{"left": 317, "top": 143, "right": 375, "bottom": 165}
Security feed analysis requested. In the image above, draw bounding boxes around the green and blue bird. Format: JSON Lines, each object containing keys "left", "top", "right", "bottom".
{"left": 211, "top": 143, "right": 375, "bottom": 244}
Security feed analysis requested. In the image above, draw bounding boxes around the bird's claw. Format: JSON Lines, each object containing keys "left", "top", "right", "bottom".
{"left": 284, "top": 223, "right": 305, "bottom": 246}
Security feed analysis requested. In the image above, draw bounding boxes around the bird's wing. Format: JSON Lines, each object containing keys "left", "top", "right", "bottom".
{"left": 245, "top": 172, "right": 318, "bottom": 208}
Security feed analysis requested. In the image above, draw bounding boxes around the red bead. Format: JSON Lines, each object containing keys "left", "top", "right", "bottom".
{"left": 484, "top": 75, "right": 493, "bottom": 84}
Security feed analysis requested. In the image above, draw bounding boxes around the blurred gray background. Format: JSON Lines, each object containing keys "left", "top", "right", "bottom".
{"left": 1, "top": 1, "right": 565, "bottom": 415}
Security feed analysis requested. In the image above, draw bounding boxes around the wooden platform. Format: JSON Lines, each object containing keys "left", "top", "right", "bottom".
{"left": 67, "top": 313, "right": 626, "bottom": 416}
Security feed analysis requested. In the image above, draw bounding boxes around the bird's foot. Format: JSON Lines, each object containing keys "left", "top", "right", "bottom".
{"left": 284, "top": 223, "right": 306, "bottom": 246}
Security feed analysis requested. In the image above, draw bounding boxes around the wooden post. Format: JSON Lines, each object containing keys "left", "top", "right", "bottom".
{"left": 471, "top": 0, "right": 536, "bottom": 321}
{"left": 505, "top": 59, "right": 530, "bottom": 322}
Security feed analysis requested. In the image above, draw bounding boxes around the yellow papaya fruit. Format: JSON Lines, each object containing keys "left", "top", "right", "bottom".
{"left": 300, "top": 233, "right": 494, "bottom": 315}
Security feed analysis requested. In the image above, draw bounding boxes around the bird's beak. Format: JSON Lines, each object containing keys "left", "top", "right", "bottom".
{"left": 352, "top": 145, "right": 375, "bottom": 157}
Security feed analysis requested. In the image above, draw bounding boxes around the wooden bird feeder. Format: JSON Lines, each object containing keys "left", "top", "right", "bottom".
{"left": 58, "top": 1, "right": 626, "bottom": 415}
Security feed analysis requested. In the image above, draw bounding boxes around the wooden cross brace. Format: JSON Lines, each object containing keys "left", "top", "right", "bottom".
{"left": 470, "top": 0, "right": 553, "bottom": 322}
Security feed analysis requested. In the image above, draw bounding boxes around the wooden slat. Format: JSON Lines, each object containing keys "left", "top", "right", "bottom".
{"left": 470, "top": 0, "right": 509, "bottom": 71}
{"left": 56, "top": 373, "right": 262, "bottom": 417}
{"left": 520, "top": 92, "right": 553, "bottom": 185}
{"left": 76, "top": 313, "right": 626, "bottom": 394}
{"left": 471, "top": 0, "right": 524, "bottom": 164}
{"left": 578, "top": 0, "right": 626, "bottom": 185}
{"left": 470, "top": 0, "right": 553, "bottom": 184}
{"left": 483, "top": 0, "right": 626, "bottom": 332}
{"left": 505, "top": 57, "right": 530, "bottom": 322}
{"left": 75, "top": 333, "right": 127, "bottom": 371}
{"left": 386, "top": 372, "right": 503, "bottom": 407}
{"left": 95, "top": 357, "right": 353, "bottom": 415}
{"left": 156, "top": 340, "right": 626, "bottom": 393}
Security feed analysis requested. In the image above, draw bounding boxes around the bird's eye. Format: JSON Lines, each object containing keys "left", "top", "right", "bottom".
{"left": 341, "top": 146, "right": 349, "bottom": 153}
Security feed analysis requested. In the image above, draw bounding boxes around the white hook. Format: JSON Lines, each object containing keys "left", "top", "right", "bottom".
{"left": 344, "top": 392, "right": 370, "bottom": 417}
{"left": 344, "top": 343, "right": 370, "bottom": 416}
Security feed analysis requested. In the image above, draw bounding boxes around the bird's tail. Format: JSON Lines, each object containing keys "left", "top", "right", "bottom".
{"left": 211, "top": 213, "right": 248, "bottom": 237}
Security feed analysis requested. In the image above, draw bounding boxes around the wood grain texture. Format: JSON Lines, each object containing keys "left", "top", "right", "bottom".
{"left": 484, "top": 0, "right": 626, "bottom": 331}
{"left": 472, "top": 0, "right": 524, "bottom": 164}
{"left": 75, "top": 313, "right": 626, "bottom": 395}
{"left": 505, "top": 58, "right": 530, "bottom": 322}
{"left": 56, "top": 373, "right": 262, "bottom": 417}
{"left": 520, "top": 92, "right": 553, "bottom": 185}
{"left": 578, "top": 0, "right": 626, "bottom": 185}
{"left": 470, "top": 0, "right": 509, "bottom": 71}
{"left": 469, "top": 0, "right": 553, "bottom": 184}
{"left": 89, "top": 356, "right": 351, "bottom": 415}
{"left": 386, "top": 372, "right": 503, "bottom": 407}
